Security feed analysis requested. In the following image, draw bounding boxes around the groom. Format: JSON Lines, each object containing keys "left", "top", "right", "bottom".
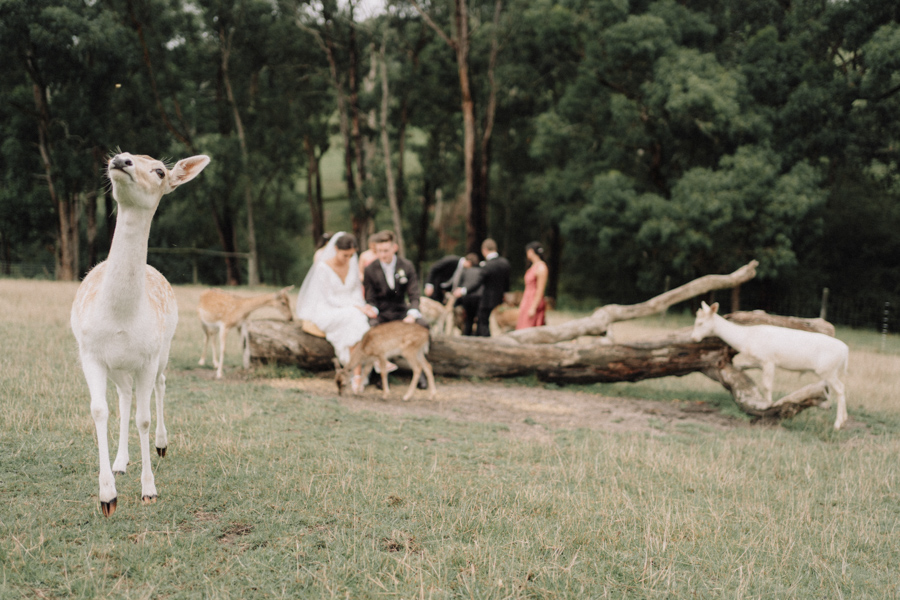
{"left": 363, "top": 230, "right": 427, "bottom": 327}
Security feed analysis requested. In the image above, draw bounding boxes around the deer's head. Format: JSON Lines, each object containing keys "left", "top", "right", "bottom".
{"left": 691, "top": 301, "right": 719, "bottom": 342}
{"left": 108, "top": 152, "right": 210, "bottom": 212}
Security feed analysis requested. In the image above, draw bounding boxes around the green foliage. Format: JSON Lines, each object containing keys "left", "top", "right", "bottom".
{"left": 0, "top": 0, "right": 898, "bottom": 326}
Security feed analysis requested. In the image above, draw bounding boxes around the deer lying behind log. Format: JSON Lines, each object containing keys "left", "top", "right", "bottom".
{"left": 692, "top": 301, "right": 850, "bottom": 429}
{"left": 334, "top": 321, "right": 437, "bottom": 401}
{"left": 198, "top": 286, "right": 294, "bottom": 379}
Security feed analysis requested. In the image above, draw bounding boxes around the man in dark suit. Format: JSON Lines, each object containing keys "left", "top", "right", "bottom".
{"left": 455, "top": 253, "right": 482, "bottom": 336}
{"left": 454, "top": 239, "right": 510, "bottom": 336}
{"left": 363, "top": 230, "right": 427, "bottom": 327}
{"left": 424, "top": 255, "right": 464, "bottom": 302}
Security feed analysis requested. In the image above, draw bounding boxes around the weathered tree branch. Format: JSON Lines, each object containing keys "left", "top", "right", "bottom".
{"left": 506, "top": 260, "right": 759, "bottom": 345}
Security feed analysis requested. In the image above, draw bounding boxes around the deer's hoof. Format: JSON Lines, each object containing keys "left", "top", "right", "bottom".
{"left": 142, "top": 494, "right": 158, "bottom": 505}
{"left": 156, "top": 446, "right": 166, "bottom": 457}
{"left": 100, "top": 498, "right": 117, "bottom": 517}
{"left": 113, "top": 470, "right": 126, "bottom": 476}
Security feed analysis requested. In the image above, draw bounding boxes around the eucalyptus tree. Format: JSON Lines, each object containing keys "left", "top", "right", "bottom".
{"left": 0, "top": 0, "right": 139, "bottom": 279}
{"left": 405, "top": 0, "right": 508, "bottom": 253}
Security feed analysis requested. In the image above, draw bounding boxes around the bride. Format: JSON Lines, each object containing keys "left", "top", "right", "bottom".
{"left": 296, "top": 233, "right": 376, "bottom": 381}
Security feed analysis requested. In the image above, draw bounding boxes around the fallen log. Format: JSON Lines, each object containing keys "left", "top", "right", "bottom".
{"left": 244, "top": 260, "right": 833, "bottom": 422}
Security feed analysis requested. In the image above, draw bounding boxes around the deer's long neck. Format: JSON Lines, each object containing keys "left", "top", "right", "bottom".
{"left": 101, "top": 205, "right": 154, "bottom": 316}
{"left": 234, "top": 294, "right": 278, "bottom": 322}
{"left": 711, "top": 315, "right": 748, "bottom": 352}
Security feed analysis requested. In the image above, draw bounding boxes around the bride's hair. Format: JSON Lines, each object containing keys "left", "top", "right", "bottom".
{"left": 334, "top": 233, "right": 358, "bottom": 251}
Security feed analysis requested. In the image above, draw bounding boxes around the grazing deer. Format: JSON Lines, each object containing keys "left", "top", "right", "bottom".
{"left": 334, "top": 321, "right": 437, "bottom": 401}
{"left": 198, "top": 286, "right": 294, "bottom": 379}
{"left": 71, "top": 151, "right": 210, "bottom": 516}
{"left": 692, "top": 301, "right": 850, "bottom": 429}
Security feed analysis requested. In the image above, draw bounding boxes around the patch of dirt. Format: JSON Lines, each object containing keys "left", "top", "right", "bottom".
{"left": 261, "top": 371, "right": 746, "bottom": 442}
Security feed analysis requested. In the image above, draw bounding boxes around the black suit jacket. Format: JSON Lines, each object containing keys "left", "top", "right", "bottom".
{"left": 469, "top": 256, "right": 510, "bottom": 313}
{"left": 363, "top": 256, "right": 421, "bottom": 322}
{"left": 425, "top": 255, "right": 462, "bottom": 300}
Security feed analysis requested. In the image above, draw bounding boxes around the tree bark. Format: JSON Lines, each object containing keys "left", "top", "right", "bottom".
{"left": 379, "top": 40, "right": 405, "bottom": 257}
{"left": 304, "top": 134, "right": 324, "bottom": 245}
{"left": 410, "top": 0, "right": 493, "bottom": 253}
{"left": 220, "top": 25, "right": 260, "bottom": 285}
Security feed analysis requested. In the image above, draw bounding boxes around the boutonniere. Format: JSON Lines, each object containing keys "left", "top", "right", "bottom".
{"left": 396, "top": 269, "right": 408, "bottom": 285}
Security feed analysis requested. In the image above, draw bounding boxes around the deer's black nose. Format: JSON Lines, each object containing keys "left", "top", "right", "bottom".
{"left": 110, "top": 156, "right": 133, "bottom": 170}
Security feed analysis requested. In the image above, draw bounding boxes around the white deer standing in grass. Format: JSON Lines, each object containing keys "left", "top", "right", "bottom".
{"left": 71, "top": 151, "right": 210, "bottom": 516}
{"left": 198, "top": 286, "right": 294, "bottom": 379}
{"left": 691, "top": 301, "right": 850, "bottom": 429}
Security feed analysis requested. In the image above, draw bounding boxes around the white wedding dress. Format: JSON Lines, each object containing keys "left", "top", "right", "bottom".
{"left": 296, "top": 233, "right": 370, "bottom": 365}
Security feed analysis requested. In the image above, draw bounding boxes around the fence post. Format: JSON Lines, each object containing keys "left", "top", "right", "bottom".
{"left": 820, "top": 287, "right": 829, "bottom": 321}
{"left": 882, "top": 301, "right": 890, "bottom": 353}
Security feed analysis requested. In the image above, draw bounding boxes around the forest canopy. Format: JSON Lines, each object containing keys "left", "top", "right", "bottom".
{"left": 1, "top": 0, "right": 898, "bottom": 329}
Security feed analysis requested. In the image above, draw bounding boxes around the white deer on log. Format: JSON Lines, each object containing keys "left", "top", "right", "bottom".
{"left": 198, "top": 286, "right": 294, "bottom": 379}
{"left": 691, "top": 301, "right": 850, "bottom": 429}
{"left": 71, "top": 151, "right": 210, "bottom": 516}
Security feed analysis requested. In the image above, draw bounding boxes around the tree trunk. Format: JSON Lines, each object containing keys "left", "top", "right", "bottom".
{"left": 304, "top": 134, "right": 324, "bottom": 245}
{"left": 379, "top": 41, "right": 405, "bottom": 257}
{"left": 57, "top": 191, "right": 79, "bottom": 281}
{"left": 410, "top": 0, "right": 489, "bottom": 253}
{"left": 207, "top": 195, "right": 242, "bottom": 286}
{"left": 220, "top": 26, "right": 260, "bottom": 285}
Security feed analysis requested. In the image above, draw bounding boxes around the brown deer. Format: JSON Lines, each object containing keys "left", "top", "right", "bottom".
{"left": 198, "top": 286, "right": 294, "bottom": 379}
{"left": 334, "top": 321, "right": 437, "bottom": 401}
{"left": 71, "top": 151, "right": 210, "bottom": 516}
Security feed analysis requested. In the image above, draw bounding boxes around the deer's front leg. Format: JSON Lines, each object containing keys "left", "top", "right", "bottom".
{"left": 198, "top": 325, "right": 212, "bottom": 366}
{"left": 110, "top": 371, "right": 133, "bottom": 474}
{"left": 402, "top": 364, "right": 421, "bottom": 402}
{"left": 82, "top": 359, "right": 117, "bottom": 516}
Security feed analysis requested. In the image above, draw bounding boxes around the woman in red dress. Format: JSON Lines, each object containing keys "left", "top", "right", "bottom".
{"left": 516, "top": 241, "right": 549, "bottom": 330}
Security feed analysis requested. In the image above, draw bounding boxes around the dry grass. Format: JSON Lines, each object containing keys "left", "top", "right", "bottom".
{"left": 2, "top": 278, "right": 900, "bottom": 598}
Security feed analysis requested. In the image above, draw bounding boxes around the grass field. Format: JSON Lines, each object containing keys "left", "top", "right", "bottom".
{"left": 2, "top": 279, "right": 899, "bottom": 599}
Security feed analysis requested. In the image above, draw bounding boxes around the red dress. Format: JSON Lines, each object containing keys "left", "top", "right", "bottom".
{"left": 515, "top": 264, "right": 546, "bottom": 329}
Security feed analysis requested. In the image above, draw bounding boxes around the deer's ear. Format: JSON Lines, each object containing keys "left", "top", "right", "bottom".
{"left": 166, "top": 155, "right": 210, "bottom": 193}
{"left": 710, "top": 302, "right": 719, "bottom": 314}
{"left": 700, "top": 301, "right": 709, "bottom": 310}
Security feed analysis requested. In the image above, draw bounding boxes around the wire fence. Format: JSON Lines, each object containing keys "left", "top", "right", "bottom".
{"left": 0, "top": 261, "right": 58, "bottom": 280}
{"left": 738, "top": 287, "right": 897, "bottom": 334}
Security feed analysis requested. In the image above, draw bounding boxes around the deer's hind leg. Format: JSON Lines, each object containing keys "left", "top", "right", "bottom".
{"left": 421, "top": 356, "right": 437, "bottom": 400}
{"left": 401, "top": 350, "right": 435, "bottom": 401}
{"left": 825, "top": 374, "right": 847, "bottom": 430}
{"left": 134, "top": 366, "right": 159, "bottom": 504}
